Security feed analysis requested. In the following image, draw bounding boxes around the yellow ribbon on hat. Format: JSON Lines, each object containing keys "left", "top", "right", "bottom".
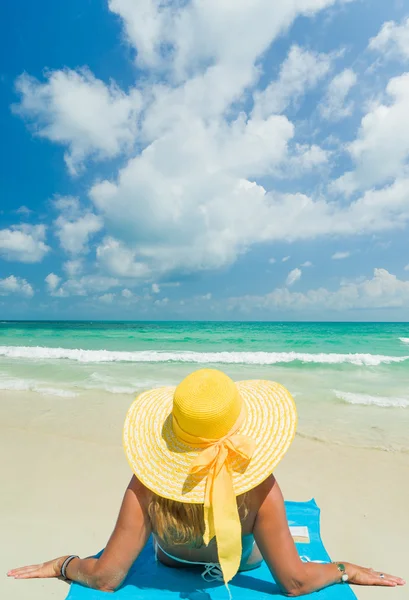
{"left": 173, "top": 409, "right": 255, "bottom": 584}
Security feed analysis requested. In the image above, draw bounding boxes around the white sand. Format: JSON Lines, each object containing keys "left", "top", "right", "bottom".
{"left": 1, "top": 390, "right": 408, "bottom": 600}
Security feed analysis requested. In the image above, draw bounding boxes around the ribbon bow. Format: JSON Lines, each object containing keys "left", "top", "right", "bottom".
{"left": 173, "top": 415, "right": 255, "bottom": 584}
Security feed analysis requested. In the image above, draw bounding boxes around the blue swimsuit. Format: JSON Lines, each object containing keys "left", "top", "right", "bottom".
{"left": 154, "top": 534, "right": 262, "bottom": 582}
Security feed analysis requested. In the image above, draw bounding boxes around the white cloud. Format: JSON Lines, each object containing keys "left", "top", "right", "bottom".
{"left": 320, "top": 68, "right": 357, "bottom": 121}
{"left": 15, "top": 206, "right": 33, "bottom": 217}
{"left": 253, "top": 45, "right": 332, "bottom": 118}
{"left": 404, "top": 264, "right": 409, "bottom": 272}
{"left": 0, "top": 224, "right": 50, "bottom": 263}
{"left": 333, "top": 73, "right": 409, "bottom": 194}
{"left": 151, "top": 283, "right": 160, "bottom": 294}
{"left": 369, "top": 17, "right": 409, "bottom": 62}
{"left": 45, "top": 273, "right": 61, "bottom": 293}
{"left": 154, "top": 297, "right": 169, "bottom": 306}
{"left": 282, "top": 256, "right": 291, "bottom": 262}
{"left": 99, "top": 293, "right": 115, "bottom": 304}
{"left": 14, "top": 0, "right": 349, "bottom": 166}
{"left": 121, "top": 288, "right": 133, "bottom": 298}
{"left": 90, "top": 151, "right": 289, "bottom": 275}
{"left": 52, "top": 275, "right": 120, "bottom": 298}
{"left": 301, "top": 261, "right": 313, "bottom": 267}
{"left": 286, "top": 267, "right": 302, "bottom": 286}
{"left": 96, "top": 237, "right": 150, "bottom": 278}
{"left": 63, "top": 259, "right": 83, "bottom": 278}
{"left": 13, "top": 69, "right": 141, "bottom": 175}
{"left": 54, "top": 197, "right": 103, "bottom": 255}
{"left": 109, "top": 0, "right": 342, "bottom": 83}
{"left": 0, "top": 275, "right": 34, "bottom": 297}
{"left": 332, "top": 251, "right": 351, "bottom": 260}
{"left": 201, "top": 293, "right": 212, "bottom": 300}
{"left": 17, "top": 0, "right": 401, "bottom": 283}
{"left": 268, "top": 257, "right": 276, "bottom": 264}
{"left": 230, "top": 269, "right": 409, "bottom": 312}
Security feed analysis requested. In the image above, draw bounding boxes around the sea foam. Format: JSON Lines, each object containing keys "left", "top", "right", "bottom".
{"left": 334, "top": 390, "right": 409, "bottom": 408}
{"left": 399, "top": 337, "right": 409, "bottom": 344}
{"left": 0, "top": 377, "right": 78, "bottom": 398}
{"left": 0, "top": 345, "right": 408, "bottom": 366}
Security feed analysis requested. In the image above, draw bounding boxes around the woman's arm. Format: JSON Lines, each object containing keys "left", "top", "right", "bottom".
{"left": 253, "top": 475, "right": 405, "bottom": 597}
{"left": 8, "top": 476, "right": 151, "bottom": 592}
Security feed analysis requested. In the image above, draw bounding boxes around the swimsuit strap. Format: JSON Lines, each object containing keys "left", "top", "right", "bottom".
{"left": 154, "top": 539, "right": 224, "bottom": 582}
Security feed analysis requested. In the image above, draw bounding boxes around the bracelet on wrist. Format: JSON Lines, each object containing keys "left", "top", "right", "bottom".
{"left": 333, "top": 562, "right": 349, "bottom": 583}
{"left": 60, "top": 555, "right": 79, "bottom": 581}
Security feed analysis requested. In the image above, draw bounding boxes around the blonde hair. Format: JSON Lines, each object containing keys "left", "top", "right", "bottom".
{"left": 148, "top": 493, "right": 249, "bottom": 548}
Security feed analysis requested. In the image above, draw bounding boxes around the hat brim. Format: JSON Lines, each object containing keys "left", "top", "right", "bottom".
{"left": 123, "top": 380, "right": 297, "bottom": 503}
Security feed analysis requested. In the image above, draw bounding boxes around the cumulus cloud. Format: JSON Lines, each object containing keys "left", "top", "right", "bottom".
{"left": 301, "top": 261, "right": 313, "bottom": 267}
{"left": 99, "top": 293, "right": 115, "bottom": 304}
{"left": 286, "top": 267, "right": 302, "bottom": 286}
{"left": 54, "top": 197, "right": 103, "bottom": 255}
{"left": 253, "top": 45, "right": 332, "bottom": 118}
{"left": 18, "top": 0, "right": 405, "bottom": 285}
{"left": 369, "top": 17, "right": 409, "bottom": 62}
{"left": 151, "top": 283, "right": 160, "bottom": 294}
{"left": 333, "top": 73, "right": 409, "bottom": 194}
{"left": 51, "top": 275, "right": 120, "bottom": 298}
{"left": 154, "top": 297, "right": 169, "bottom": 306}
{"left": 332, "top": 251, "right": 350, "bottom": 259}
{"left": 0, "top": 224, "right": 50, "bottom": 263}
{"left": 63, "top": 259, "right": 83, "bottom": 278}
{"left": 109, "top": 0, "right": 341, "bottom": 81}
{"left": 229, "top": 269, "right": 409, "bottom": 312}
{"left": 45, "top": 273, "right": 61, "bottom": 293}
{"left": 15, "top": 206, "right": 33, "bottom": 217}
{"left": 96, "top": 237, "right": 150, "bottom": 278}
{"left": 283, "top": 143, "right": 330, "bottom": 177}
{"left": 13, "top": 69, "right": 141, "bottom": 175}
{"left": 121, "top": 288, "right": 133, "bottom": 298}
{"left": 0, "top": 275, "right": 34, "bottom": 297}
{"left": 320, "top": 68, "right": 357, "bottom": 121}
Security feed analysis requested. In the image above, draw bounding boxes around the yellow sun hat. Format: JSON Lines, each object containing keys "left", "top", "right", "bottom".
{"left": 123, "top": 368, "right": 297, "bottom": 585}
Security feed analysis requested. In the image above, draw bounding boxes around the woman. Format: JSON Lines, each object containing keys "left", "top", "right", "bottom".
{"left": 8, "top": 369, "right": 405, "bottom": 596}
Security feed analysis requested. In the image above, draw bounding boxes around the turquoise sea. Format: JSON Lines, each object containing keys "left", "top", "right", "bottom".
{"left": 1, "top": 321, "right": 409, "bottom": 452}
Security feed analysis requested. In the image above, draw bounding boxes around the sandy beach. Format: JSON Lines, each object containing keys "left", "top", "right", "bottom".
{"left": 1, "top": 389, "right": 408, "bottom": 600}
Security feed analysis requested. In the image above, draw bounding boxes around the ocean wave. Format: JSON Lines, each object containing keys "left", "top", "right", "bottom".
{"left": 83, "top": 373, "right": 170, "bottom": 395}
{"left": 0, "top": 378, "right": 78, "bottom": 398}
{"left": 399, "top": 337, "right": 409, "bottom": 344}
{"left": 334, "top": 390, "right": 409, "bottom": 408}
{"left": 0, "top": 345, "right": 408, "bottom": 366}
{"left": 84, "top": 383, "right": 144, "bottom": 395}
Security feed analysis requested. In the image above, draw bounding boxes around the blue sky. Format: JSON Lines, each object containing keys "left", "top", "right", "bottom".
{"left": 1, "top": 0, "right": 409, "bottom": 320}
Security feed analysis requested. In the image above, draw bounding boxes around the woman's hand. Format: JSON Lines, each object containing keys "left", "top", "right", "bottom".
{"left": 7, "top": 556, "right": 67, "bottom": 580}
{"left": 344, "top": 562, "right": 405, "bottom": 587}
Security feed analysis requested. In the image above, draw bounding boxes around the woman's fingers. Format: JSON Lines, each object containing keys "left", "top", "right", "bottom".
{"left": 8, "top": 565, "right": 43, "bottom": 578}
{"left": 349, "top": 565, "right": 406, "bottom": 587}
{"left": 374, "top": 572, "right": 405, "bottom": 586}
{"left": 8, "top": 565, "right": 41, "bottom": 575}
{"left": 7, "top": 560, "right": 59, "bottom": 579}
{"left": 365, "top": 569, "right": 405, "bottom": 587}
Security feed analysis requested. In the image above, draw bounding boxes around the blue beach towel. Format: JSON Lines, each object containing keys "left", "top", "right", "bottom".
{"left": 67, "top": 499, "right": 356, "bottom": 599}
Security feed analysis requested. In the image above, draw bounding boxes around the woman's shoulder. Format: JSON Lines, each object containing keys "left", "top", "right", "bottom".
{"left": 245, "top": 474, "right": 277, "bottom": 511}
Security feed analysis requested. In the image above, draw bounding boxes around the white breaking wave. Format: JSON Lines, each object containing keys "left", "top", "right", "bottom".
{"left": 0, "top": 378, "right": 78, "bottom": 398}
{"left": 334, "top": 390, "right": 409, "bottom": 408}
{"left": 0, "top": 345, "right": 408, "bottom": 366}
{"left": 399, "top": 337, "right": 409, "bottom": 344}
{"left": 84, "top": 373, "right": 170, "bottom": 394}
